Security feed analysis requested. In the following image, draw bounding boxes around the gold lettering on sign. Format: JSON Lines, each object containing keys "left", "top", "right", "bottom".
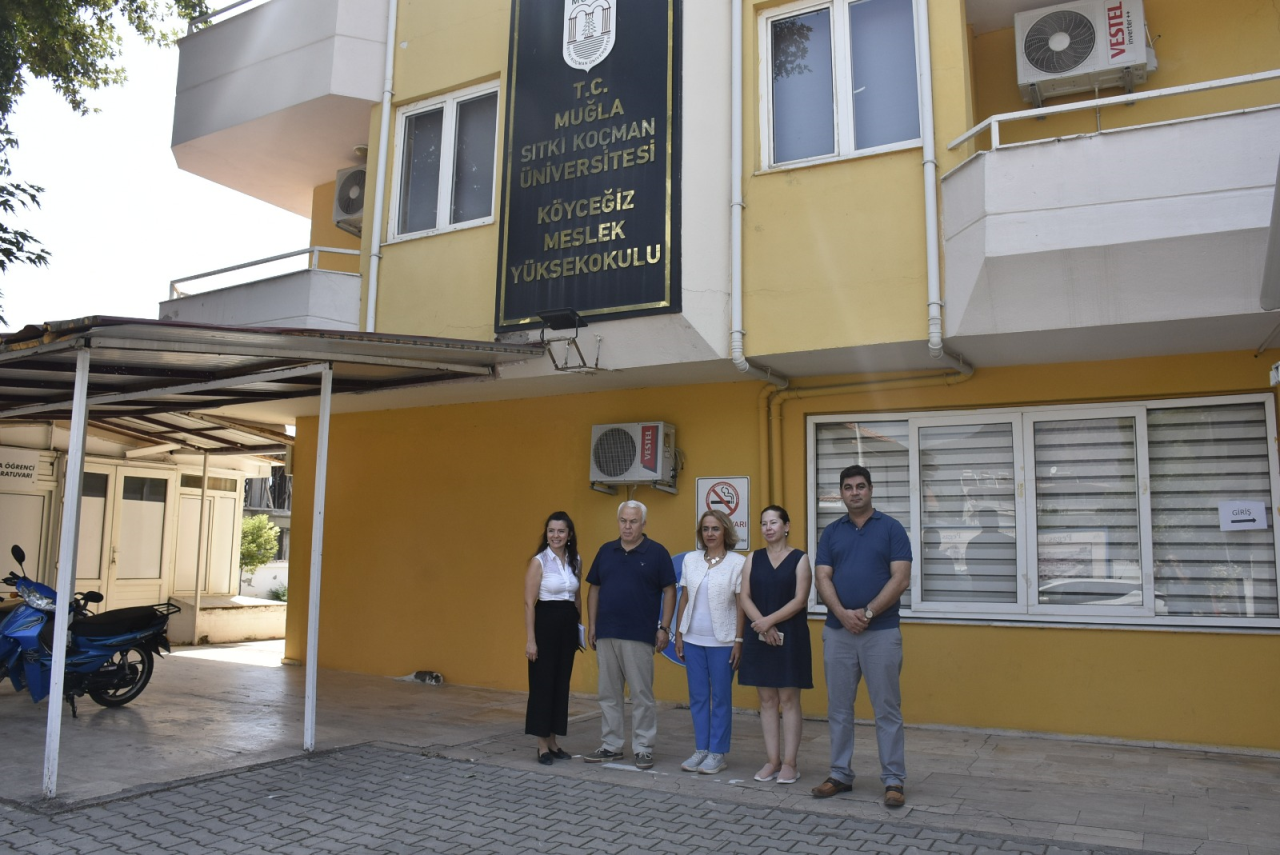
{"left": 509, "top": 244, "right": 664, "bottom": 283}
{"left": 543, "top": 220, "right": 627, "bottom": 250}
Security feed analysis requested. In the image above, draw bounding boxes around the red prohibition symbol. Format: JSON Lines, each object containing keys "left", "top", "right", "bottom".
{"left": 706, "top": 481, "right": 740, "bottom": 517}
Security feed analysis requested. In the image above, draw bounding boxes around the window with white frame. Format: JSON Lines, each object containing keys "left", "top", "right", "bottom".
{"left": 761, "top": 0, "right": 921, "bottom": 168}
{"left": 807, "top": 395, "right": 1280, "bottom": 627}
{"left": 391, "top": 83, "right": 499, "bottom": 240}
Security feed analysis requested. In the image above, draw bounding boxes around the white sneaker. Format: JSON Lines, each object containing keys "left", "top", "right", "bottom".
{"left": 680, "top": 750, "right": 708, "bottom": 772}
{"left": 697, "top": 753, "right": 727, "bottom": 775}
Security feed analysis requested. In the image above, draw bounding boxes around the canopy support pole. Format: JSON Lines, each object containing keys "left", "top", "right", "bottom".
{"left": 191, "top": 451, "right": 210, "bottom": 645}
{"left": 43, "top": 347, "right": 91, "bottom": 799}
{"left": 303, "top": 364, "right": 333, "bottom": 752}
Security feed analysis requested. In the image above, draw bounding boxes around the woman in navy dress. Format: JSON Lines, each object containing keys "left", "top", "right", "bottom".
{"left": 738, "top": 505, "right": 812, "bottom": 785}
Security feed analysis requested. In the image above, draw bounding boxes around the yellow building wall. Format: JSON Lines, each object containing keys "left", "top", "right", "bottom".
{"left": 359, "top": 0, "right": 510, "bottom": 338}
{"left": 969, "top": 0, "right": 1280, "bottom": 148}
{"left": 742, "top": 0, "right": 975, "bottom": 358}
{"left": 287, "top": 348, "right": 1280, "bottom": 750}
{"left": 360, "top": 1, "right": 981, "bottom": 350}
{"left": 309, "top": 182, "right": 362, "bottom": 275}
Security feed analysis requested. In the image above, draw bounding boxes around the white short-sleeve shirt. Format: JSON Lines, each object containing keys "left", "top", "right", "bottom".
{"left": 536, "top": 547, "right": 580, "bottom": 602}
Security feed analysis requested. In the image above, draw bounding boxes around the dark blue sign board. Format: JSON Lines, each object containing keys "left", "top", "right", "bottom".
{"left": 496, "top": 0, "right": 681, "bottom": 331}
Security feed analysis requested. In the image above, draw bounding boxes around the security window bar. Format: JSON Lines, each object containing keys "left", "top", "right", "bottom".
{"left": 762, "top": 0, "right": 921, "bottom": 168}
{"left": 918, "top": 421, "right": 1019, "bottom": 606}
{"left": 392, "top": 84, "right": 499, "bottom": 239}
{"left": 1027, "top": 413, "right": 1150, "bottom": 616}
{"left": 1149, "top": 403, "right": 1277, "bottom": 619}
{"left": 807, "top": 395, "right": 1280, "bottom": 628}
{"left": 812, "top": 419, "right": 912, "bottom": 608}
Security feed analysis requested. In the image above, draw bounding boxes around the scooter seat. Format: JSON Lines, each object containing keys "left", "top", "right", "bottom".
{"left": 70, "top": 606, "right": 167, "bottom": 639}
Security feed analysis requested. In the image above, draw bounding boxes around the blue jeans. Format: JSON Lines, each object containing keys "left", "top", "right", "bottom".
{"left": 822, "top": 625, "right": 905, "bottom": 787}
{"left": 684, "top": 643, "right": 734, "bottom": 754}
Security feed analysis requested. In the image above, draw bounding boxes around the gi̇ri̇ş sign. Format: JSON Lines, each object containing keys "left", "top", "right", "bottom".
{"left": 1218, "top": 501, "right": 1268, "bottom": 531}
{"left": 495, "top": 0, "right": 681, "bottom": 331}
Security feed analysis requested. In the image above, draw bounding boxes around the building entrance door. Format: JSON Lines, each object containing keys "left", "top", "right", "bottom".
{"left": 104, "top": 469, "right": 174, "bottom": 609}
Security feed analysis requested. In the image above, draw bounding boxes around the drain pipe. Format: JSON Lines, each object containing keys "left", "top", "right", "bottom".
{"left": 732, "top": 0, "right": 787, "bottom": 389}
{"left": 364, "top": 0, "right": 399, "bottom": 332}
{"left": 916, "top": 0, "right": 972, "bottom": 375}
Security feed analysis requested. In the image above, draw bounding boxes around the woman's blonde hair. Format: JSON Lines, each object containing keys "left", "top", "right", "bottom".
{"left": 696, "top": 509, "right": 738, "bottom": 550}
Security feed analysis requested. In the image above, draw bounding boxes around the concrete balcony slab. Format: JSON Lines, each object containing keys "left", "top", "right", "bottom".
{"left": 941, "top": 106, "right": 1280, "bottom": 365}
{"left": 159, "top": 269, "right": 361, "bottom": 330}
{"left": 171, "top": 0, "right": 388, "bottom": 214}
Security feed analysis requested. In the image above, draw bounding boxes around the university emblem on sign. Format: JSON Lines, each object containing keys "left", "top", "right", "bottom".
{"left": 563, "top": 0, "right": 616, "bottom": 72}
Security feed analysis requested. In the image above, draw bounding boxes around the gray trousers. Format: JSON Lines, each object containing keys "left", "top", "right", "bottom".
{"left": 596, "top": 638, "right": 657, "bottom": 754}
{"left": 822, "top": 625, "right": 905, "bottom": 787}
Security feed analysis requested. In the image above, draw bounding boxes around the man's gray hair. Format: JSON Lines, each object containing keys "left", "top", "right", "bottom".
{"left": 617, "top": 499, "right": 647, "bottom": 523}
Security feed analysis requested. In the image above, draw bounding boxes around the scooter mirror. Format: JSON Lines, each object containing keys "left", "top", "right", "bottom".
{"left": 83, "top": 591, "right": 104, "bottom": 604}
{"left": 10, "top": 545, "right": 24, "bottom": 566}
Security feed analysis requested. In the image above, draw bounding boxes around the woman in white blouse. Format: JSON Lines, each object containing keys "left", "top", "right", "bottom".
{"left": 524, "top": 511, "right": 582, "bottom": 765}
{"left": 675, "top": 509, "right": 746, "bottom": 775}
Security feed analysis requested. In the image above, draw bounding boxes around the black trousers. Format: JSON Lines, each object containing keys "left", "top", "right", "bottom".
{"left": 525, "top": 600, "right": 579, "bottom": 737}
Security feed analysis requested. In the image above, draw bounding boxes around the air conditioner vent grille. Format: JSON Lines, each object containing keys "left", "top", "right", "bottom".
{"left": 1024, "top": 10, "right": 1096, "bottom": 74}
{"left": 593, "top": 428, "right": 638, "bottom": 478}
{"left": 337, "top": 169, "right": 365, "bottom": 215}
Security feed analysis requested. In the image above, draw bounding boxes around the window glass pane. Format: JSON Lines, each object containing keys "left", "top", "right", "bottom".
{"left": 208, "top": 477, "right": 236, "bottom": 493}
{"left": 1033, "top": 418, "right": 1142, "bottom": 607}
{"left": 123, "top": 476, "right": 166, "bottom": 503}
{"left": 1149, "top": 404, "right": 1277, "bottom": 618}
{"left": 399, "top": 107, "right": 443, "bottom": 234}
{"left": 848, "top": 0, "right": 920, "bottom": 150}
{"left": 771, "top": 9, "right": 835, "bottom": 163}
{"left": 82, "top": 472, "right": 108, "bottom": 499}
{"left": 815, "top": 420, "right": 911, "bottom": 607}
{"left": 920, "top": 424, "right": 1017, "bottom": 603}
{"left": 451, "top": 92, "right": 498, "bottom": 224}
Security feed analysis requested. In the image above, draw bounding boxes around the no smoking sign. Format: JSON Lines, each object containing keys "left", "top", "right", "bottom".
{"left": 695, "top": 477, "right": 751, "bottom": 551}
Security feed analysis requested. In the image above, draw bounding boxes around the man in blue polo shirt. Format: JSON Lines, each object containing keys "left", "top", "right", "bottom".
{"left": 811, "top": 464, "right": 912, "bottom": 807}
{"left": 584, "top": 500, "right": 676, "bottom": 770}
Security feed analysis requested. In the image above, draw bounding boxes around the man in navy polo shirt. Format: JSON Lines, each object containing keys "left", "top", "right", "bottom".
{"left": 583, "top": 500, "right": 676, "bottom": 770}
{"left": 811, "top": 464, "right": 912, "bottom": 807}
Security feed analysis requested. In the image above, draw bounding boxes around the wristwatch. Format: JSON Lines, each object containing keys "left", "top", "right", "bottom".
{"left": 863, "top": 607, "right": 875, "bottom": 621}
{"left": 657, "top": 625, "right": 670, "bottom": 634}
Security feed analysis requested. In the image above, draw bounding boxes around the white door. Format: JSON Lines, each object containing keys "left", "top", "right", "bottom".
{"left": 105, "top": 470, "right": 174, "bottom": 608}
{"left": 74, "top": 467, "right": 113, "bottom": 600}
{"left": 175, "top": 493, "right": 239, "bottom": 595}
{"left": 0, "top": 491, "right": 49, "bottom": 589}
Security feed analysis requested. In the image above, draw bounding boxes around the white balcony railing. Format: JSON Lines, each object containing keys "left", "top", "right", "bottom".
{"left": 187, "top": 0, "right": 266, "bottom": 33}
{"left": 161, "top": 247, "right": 362, "bottom": 331}
{"left": 949, "top": 69, "right": 1280, "bottom": 152}
{"left": 169, "top": 247, "right": 359, "bottom": 300}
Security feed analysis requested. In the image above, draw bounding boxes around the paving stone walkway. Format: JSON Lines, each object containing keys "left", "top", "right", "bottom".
{"left": 0, "top": 743, "right": 1147, "bottom": 855}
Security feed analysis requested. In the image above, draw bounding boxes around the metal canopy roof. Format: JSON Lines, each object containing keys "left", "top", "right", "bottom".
{"left": 0, "top": 317, "right": 543, "bottom": 452}
{"left": 0, "top": 316, "right": 544, "bottom": 798}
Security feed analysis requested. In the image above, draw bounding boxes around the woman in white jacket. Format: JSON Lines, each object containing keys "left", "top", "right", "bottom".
{"left": 675, "top": 509, "right": 746, "bottom": 775}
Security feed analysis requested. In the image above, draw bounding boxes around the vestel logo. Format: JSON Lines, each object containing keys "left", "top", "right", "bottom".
{"left": 640, "top": 425, "right": 658, "bottom": 473}
{"left": 1107, "top": 3, "right": 1128, "bottom": 59}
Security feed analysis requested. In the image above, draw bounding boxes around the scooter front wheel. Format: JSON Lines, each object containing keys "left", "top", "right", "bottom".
{"left": 87, "top": 646, "right": 154, "bottom": 708}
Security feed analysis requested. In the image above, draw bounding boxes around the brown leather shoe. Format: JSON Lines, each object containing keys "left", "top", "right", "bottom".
{"left": 884, "top": 785, "right": 905, "bottom": 807}
{"left": 810, "top": 777, "right": 853, "bottom": 798}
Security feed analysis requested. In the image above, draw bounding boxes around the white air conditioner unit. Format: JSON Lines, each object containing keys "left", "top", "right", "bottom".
{"left": 333, "top": 165, "right": 366, "bottom": 236}
{"left": 590, "top": 422, "right": 677, "bottom": 486}
{"left": 1014, "top": 0, "right": 1155, "bottom": 107}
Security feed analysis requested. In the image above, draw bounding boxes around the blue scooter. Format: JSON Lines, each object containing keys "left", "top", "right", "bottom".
{"left": 0, "top": 544, "right": 179, "bottom": 717}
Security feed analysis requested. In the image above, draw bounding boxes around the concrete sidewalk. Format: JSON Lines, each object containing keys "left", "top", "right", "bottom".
{"left": 0, "top": 640, "right": 1275, "bottom": 854}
